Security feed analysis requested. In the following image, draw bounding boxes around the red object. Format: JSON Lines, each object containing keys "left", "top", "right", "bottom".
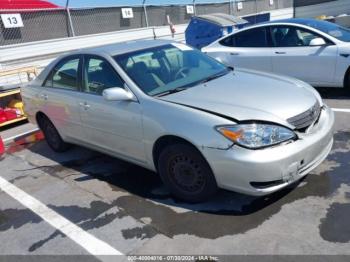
{"left": 0, "top": 135, "right": 4, "bottom": 156}
{"left": 0, "top": 0, "right": 59, "bottom": 10}
{"left": 4, "top": 108, "right": 17, "bottom": 121}
{"left": 0, "top": 108, "right": 7, "bottom": 123}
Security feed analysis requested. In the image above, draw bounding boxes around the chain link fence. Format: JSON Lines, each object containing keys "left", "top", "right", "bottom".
{"left": 146, "top": 5, "right": 191, "bottom": 26}
{"left": 70, "top": 7, "right": 147, "bottom": 36}
{"left": 196, "top": 2, "right": 232, "bottom": 15}
{"left": 0, "top": 0, "right": 294, "bottom": 46}
{"left": 0, "top": 8, "right": 69, "bottom": 46}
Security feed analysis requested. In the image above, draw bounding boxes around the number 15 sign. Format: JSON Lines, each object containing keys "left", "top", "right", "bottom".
{"left": 1, "top": 14, "right": 24, "bottom": 28}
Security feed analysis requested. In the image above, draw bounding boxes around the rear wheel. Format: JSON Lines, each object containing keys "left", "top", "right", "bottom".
{"left": 344, "top": 69, "right": 350, "bottom": 92}
{"left": 158, "top": 143, "right": 218, "bottom": 203}
{"left": 37, "top": 115, "right": 70, "bottom": 152}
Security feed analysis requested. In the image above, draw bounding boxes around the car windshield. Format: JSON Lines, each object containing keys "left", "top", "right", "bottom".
{"left": 298, "top": 19, "right": 350, "bottom": 42}
{"left": 114, "top": 43, "right": 230, "bottom": 96}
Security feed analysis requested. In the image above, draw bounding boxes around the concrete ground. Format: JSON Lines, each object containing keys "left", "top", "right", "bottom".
{"left": 0, "top": 87, "right": 349, "bottom": 261}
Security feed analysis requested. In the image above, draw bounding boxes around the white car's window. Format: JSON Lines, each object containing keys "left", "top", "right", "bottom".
{"left": 219, "top": 27, "right": 269, "bottom": 48}
{"left": 114, "top": 44, "right": 230, "bottom": 97}
{"left": 83, "top": 56, "right": 124, "bottom": 95}
{"left": 296, "top": 19, "right": 350, "bottom": 42}
{"left": 271, "top": 26, "right": 324, "bottom": 47}
{"left": 45, "top": 57, "right": 80, "bottom": 91}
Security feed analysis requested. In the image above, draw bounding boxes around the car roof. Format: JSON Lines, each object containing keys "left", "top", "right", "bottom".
{"left": 262, "top": 18, "right": 324, "bottom": 26}
{"left": 75, "top": 39, "right": 174, "bottom": 57}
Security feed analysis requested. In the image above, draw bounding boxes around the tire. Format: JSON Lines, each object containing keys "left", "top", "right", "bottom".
{"left": 158, "top": 143, "right": 218, "bottom": 203}
{"left": 345, "top": 71, "right": 350, "bottom": 92}
{"left": 37, "top": 115, "right": 70, "bottom": 152}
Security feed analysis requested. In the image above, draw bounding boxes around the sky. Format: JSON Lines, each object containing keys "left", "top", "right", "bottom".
{"left": 50, "top": 0, "right": 235, "bottom": 8}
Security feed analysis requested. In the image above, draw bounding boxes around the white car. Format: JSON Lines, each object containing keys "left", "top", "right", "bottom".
{"left": 203, "top": 18, "right": 350, "bottom": 90}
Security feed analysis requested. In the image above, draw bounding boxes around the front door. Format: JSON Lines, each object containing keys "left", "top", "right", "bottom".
{"left": 270, "top": 25, "right": 338, "bottom": 85}
{"left": 77, "top": 55, "right": 145, "bottom": 162}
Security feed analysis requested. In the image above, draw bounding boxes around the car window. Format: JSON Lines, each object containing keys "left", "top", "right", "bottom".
{"left": 220, "top": 27, "right": 268, "bottom": 47}
{"left": 294, "top": 19, "right": 350, "bottom": 42}
{"left": 271, "top": 26, "right": 324, "bottom": 47}
{"left": 83, "top": 56, "right": 124, "bottom": 95}
{"left": 44, "top": 57, "right": 80, "bottom": 90}
{"left": 114, "top": 44, "right": 229, "bottom": 96}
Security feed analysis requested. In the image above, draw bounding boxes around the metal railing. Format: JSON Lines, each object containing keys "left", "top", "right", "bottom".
{"left": 0, "top": 0, "right": 293, "bottom": 47}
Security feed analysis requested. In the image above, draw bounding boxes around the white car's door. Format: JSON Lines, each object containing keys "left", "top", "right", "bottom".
{"left": 38, "top": 55, "right": 83, "bottom": 140}
{"left": 207, "top": 26, "right": 273, "bottom": 72}
{"left": 270, "top": 25, "right": 338, "bottom": 85}
{"left": 77, "top": 55, "right": 145, "bottom": 162}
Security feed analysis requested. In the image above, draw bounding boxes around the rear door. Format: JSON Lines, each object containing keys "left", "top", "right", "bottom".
{"left": 213, "top": 26, "right": 273, "bottom": 72}
{"left": 270, "top": 25, "right": 338, "bottom": 85}
{"left": 38, "top": 55, "right": 83, "bottom": 140}
{"left": 77, "top": 55, "right": 145, "bottom": 162}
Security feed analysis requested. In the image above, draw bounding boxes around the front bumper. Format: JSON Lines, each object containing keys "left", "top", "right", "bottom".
{"left": 202, "top": 105, "right": 335, "bottom": 196}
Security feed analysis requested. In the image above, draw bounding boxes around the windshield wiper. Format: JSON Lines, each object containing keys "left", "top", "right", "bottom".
{"left": 154, "top": 67, "right": 233, "bottom": 97}
{"left": 154, "top": 87, "right": 188, "bottom": 97}
{"left": 199, "top": 68, "right": 231, "bottom": 85}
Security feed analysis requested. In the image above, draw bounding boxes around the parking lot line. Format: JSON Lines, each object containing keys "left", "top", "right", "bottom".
{"left": 0, "top": 176, "right": 123, "bottom": 256}
{"left": 332, "top": 108, "right": 350, "bottom": 113}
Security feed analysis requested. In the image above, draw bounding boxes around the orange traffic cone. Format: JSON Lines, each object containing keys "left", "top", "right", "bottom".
{"left": 0, "top": 135, "right": 4, "bottom": 156}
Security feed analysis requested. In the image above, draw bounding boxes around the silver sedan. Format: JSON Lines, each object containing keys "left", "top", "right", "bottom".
{"left": 22, "top": 39, "right": 334, "bottom": 202}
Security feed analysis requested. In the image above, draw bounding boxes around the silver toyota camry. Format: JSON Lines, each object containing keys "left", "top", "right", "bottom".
{"left": 22, "top": 39, "right": 334, "bottom": 202}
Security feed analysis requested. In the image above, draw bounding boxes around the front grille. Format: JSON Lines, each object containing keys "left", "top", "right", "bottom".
{"left": 287, "top": 101, "right": 321, "bottom": 130}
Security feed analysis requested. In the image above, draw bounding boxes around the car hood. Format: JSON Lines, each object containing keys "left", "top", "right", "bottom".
{"left": 159, "top": 68, "right": 320, "bottom": 128}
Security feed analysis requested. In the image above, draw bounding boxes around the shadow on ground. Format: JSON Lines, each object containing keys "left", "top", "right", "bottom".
{"left": 315, "top": 87, "right": 350, "bottom": 99}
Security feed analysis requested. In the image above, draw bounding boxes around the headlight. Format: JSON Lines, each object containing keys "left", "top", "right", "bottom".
{"left": 216, "top": 123, "right": 296, "bottom": 149}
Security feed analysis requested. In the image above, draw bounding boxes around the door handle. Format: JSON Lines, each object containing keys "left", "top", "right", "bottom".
{"left": 40, "top": 94, "right": 48, "bottom": 100}
{"left": 275, "top": 51, "right": 286, "bottom": 54}
{"left": 79, "top": 102, "right": 90, "bottom": 110}
{"left": 230, "top": 52, "right": 239, "bottom": 56}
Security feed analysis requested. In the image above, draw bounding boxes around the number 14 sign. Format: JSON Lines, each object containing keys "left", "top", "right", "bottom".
{"left": 1, "top": 14, "right": 24, "bottom": 28}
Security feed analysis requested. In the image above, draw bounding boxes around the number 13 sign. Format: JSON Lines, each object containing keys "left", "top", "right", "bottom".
{"left": 1, "top": 14, "right": 24, "bottom": 28}
{"left": 121, "top": 8, "right": 134, "bottom": 19}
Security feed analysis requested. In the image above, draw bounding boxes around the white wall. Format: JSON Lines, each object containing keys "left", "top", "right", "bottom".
{"left": 270, "top": 7, "right": 294, "bottom": 20}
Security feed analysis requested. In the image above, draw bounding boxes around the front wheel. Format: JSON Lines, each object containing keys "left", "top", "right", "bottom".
{"left": 37, "top": 115, "right": 71, "bottom": 152}
{"left": 158, "top": 144, "right": 218, "bottom": 203}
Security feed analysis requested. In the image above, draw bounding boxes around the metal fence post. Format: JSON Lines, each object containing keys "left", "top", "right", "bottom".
{"left": 193, "top": 0, "right": 197, "bottom": 16}
{"left": 66, "top": 0, "right": 76, "bottom": 37}
{"left": 143, "top": 0, "right": 149, "bottom": 28}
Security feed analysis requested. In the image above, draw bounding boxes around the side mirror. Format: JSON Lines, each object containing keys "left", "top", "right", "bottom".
{"left": 102, "top": 87, "right": 135, "bottom": 101}
{"left": 309, "top": 37, "right": 327, "bottom": 46}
